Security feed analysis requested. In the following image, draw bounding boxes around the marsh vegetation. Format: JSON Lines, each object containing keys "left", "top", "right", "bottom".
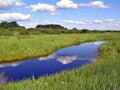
{"left": 0, "top": 21, "right": 120, "bottom": 90}
{"left": 0, "top": 34, "right": 119, "bottom": 90}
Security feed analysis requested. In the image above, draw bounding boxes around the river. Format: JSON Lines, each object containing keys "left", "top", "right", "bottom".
{"left": 0, "top": 41, "right": 106, "bottom": 84}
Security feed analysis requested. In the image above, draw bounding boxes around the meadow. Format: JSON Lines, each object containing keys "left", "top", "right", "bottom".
{"left": 0, "top": 33, "right": 119, "bottom": 63}
{"left": 0, "top": 33, "right": 120, "bottom": 90}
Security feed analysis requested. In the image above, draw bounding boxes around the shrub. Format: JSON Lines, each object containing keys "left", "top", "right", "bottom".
{"left": 19, "top": 30, "right": 30, "bottom": 35}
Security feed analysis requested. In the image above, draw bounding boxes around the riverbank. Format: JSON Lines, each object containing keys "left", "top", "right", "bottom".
{"left": 0, "top": 33, "right": 120, "bottom": 89}
{"left": 0, "top": 33, "right": 119, "bottom": 63}
{"left": 0, "top": 41, "right": 106, "bottom": 82}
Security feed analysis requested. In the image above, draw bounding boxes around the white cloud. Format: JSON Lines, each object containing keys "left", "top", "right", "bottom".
{"left": 44, "top": 20, "right": 50, "bottom": 24}
{"left": 63, "top": 19, "right": 120, "bottom": 26}
{"left": 63, "top": 20, "right": 74, "bottom": 23}
{"left": 114, "top": 21, "right": 120, "bottom": 24}
{"left": 51, "top": 12, "right": 59, "bottom": 16}
{"left": 63, "top": 20, "right": 85, "bottom": 25}
{"left": 75, "top": 21, "right": 85, "bottom": 25}
{"left": 56, "top": 0, "right": 78, "bottom": 9}
{"left": 92, "top": 20, "right": 103, "bottom": 24}
{"left": 62, "top": 19, "right": 120, "bottom": 30}
{"left": 105, "top": 19, "right": 114, "bottom": 23}
{"left": 0, "top": 0, "right": 24, "bottom": 10}
{"left": 15, "top": 0, "right": 24, "bottom": 6}
{"left": 99, "top": 24, "right": 120, "bottom": 30}
{"left": 79, "top": 1, "right": 110, "bottom": 9}
{"left": 0, "top": 13, "right": 31, "bottom": 21}
{"left": 27, "top": 3, "right": 56, "bottom": 12}
{"left": 105, "top": 20, "right": 120, "bottom": 30}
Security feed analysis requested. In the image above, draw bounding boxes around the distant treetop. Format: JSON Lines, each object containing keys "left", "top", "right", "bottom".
{"left": 0, "top": 21, "right": 24, "bottom": 29}
{"left": 36, "top": 24, "right": 66, "bottom": 29}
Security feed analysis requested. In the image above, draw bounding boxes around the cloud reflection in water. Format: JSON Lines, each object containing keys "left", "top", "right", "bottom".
{"left": 0, "top": 70, "right": 8, "bottom": 84}
{"left": 56, "top": 55, "right": 77, "bottom": 64}
{"left": 39, "top": 53, "right": 96, "bottom": 65}
{"left": 0, "top": 41, "right": 106, "bottom": 82}
{"left": 0, "top": 61, "right": 22, "bottom": 68}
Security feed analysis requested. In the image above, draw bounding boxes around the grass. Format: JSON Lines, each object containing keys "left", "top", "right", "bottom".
{"left": 0, "top": 33, "right": 120, "bottom": 90}
{"left": 0, "top": 33, "right": 119, "bottom": 63}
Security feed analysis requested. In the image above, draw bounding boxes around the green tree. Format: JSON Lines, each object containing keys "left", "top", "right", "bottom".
{"left": 36, "top": 24, "right": 65, "bottom": 29}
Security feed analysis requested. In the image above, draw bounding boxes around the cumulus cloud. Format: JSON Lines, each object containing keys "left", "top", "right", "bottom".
{"left": 99, "top": 24, "right": 120, "bottom": 30}
{"left": 63, "top": 19, "right": 120, "bottom": 26}
{"left": 92, "top": 20, "right": 103, "bottom": 24}
{"left": 79, "top": 1, "right": 110, "bottom": 9}
{"left": 27, "top": 3, "right": 56, "bottom": 12}
{"left": 104, "top": 20, "right": 120, "bottom": 30}
{"left": 56, "top": 0, "right": 78, "bottom": 9}
{"left": 0, "top": 0, "right": 24, "bottom": 10}
{"left": 15, "top": 0, "right": 24, "bottom": 6}
{"left": 0, "top": 13, "right": 31, "bottom": 21}
{"left": 63, "top": 20, "right": 85, "bottom": 25}
{"left": 62, "top": 19, "right": 120, "bottom": 30}
{"left": 105, "top": 19, "right": 114, "bottom": 23}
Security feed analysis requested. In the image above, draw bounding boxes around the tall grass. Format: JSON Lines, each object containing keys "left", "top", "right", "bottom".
{"left": 0, "top": 33, "right": 120, "bottom": 90}
{"left": 0, "top": 33, "right": 119, "bottom": 63}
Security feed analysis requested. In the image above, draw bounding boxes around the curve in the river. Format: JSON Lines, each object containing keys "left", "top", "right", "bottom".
{"left": 0, "top": 41, "right": 106, "bottom": 83}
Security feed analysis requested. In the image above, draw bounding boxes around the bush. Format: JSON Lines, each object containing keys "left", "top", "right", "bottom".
{"left": 19, "top": 30, "right": 30, "bottom": 35}
{"left": 1, "top": 30, "right": 14, "bottom": 36}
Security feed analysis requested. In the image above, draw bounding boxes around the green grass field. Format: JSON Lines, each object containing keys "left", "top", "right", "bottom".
{"left": 0, "top": 33, "right": 120, "bottom": 90}
{"left": 0, "top": 33, "right": 119, "bottom": 63}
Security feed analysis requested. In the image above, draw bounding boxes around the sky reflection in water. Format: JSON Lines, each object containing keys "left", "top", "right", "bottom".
{"left": 0, "top": 41, "right": 106, "bottom": 83}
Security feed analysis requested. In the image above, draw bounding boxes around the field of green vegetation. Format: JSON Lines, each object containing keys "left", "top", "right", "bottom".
{"left": 0, "top": 33, "right": 119, "bottom": 63}
{"left": 0, "top": 33, "right": 120, "bottom": 90}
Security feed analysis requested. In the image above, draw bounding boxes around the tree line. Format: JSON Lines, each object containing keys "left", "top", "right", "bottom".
{"left": 0, "top": 21, "right": 119, "bottom": 36}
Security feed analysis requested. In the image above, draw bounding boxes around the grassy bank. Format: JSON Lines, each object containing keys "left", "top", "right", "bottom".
{"left": 0, "top": 33, "right": 119, "bottom": 63}
{"left": 0, "top": 33, "right": 120, "bottom": 90}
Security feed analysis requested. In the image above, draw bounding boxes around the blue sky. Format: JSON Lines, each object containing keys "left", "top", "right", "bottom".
{"left": 0, "top": 0, "right": 120, "bottom": 30}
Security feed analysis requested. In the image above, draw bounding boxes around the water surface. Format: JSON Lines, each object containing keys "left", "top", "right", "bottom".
{"left": 0, "top": 41, "right": 106, "bottom": 83}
